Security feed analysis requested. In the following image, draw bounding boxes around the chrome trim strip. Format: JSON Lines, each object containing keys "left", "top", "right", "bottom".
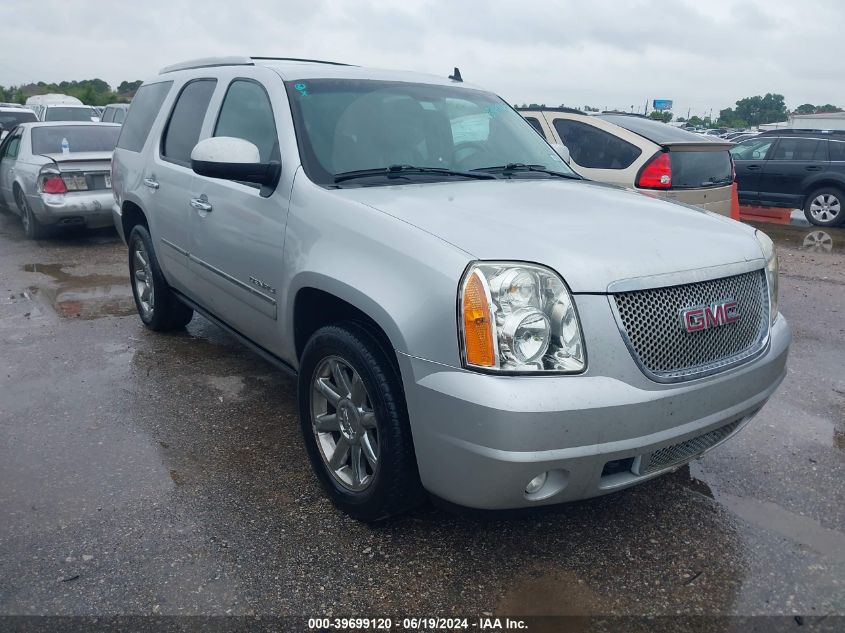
{"left": 188, "top": 254, "right": 276, "bottom": 306}
{"left": 607, "top": 259, "right": 766, "bottom": 294}
{"left": 160, "top": 237, "right": 188, "bottom": 257}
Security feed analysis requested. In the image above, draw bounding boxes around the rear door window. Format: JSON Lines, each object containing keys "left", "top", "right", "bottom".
{"left": 552, "top": 118, "right": 641, "bottom": 169}
{"left": 769, "top": 137, "right": 826, "bottom": 161}
{"left": 117, "top": 81, "right": 173, "bottom": 152}
{"left": 161, "top": 79, "right": 217, "bottom": 166}
{"left": 830, "top": 140, "right": 845, "bottom": 161}
{"left": 669, "top": 150, "right": 733, "bottom": 188}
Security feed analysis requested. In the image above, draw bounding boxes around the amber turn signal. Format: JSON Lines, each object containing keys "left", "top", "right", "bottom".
{"left": 462, "top": 270, "right": 495, "bottom": 367}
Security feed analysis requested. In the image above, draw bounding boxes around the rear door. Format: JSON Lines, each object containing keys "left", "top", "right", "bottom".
{"left": 188, "top": 76, "right": 287, "bottom": 352}
{"left": 729, "top": 136, "right": 777, "bottom": 205}
{"left": 147, "top": 78, "right": 217, "bottom": 292}
{"left": 758, "top": 137, "right": 828, "bottom": 207}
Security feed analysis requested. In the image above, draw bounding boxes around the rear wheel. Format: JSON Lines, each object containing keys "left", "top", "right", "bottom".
{"left": 804, "top": 187, "right": 844, "bottom": 227}
{"left": 298, "top": 322, "right": 423, "bottom": 521}
{"left": 128, "top": 224, "right": 193, "bottom": 331}
{"left": 16, "top": 188, "right": 47, "bottom": 239}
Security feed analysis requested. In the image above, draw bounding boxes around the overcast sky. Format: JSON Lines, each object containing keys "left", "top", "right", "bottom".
{"left": 1, "top": 0, "right": 842, "bottom": 117}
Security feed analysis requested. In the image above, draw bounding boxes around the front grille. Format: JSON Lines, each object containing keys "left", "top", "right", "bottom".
{"left": 613, "top": 270, "right": 769, "bottom": 381}
{"left": 635, "top": 419, "right": 743, "bottom": 475}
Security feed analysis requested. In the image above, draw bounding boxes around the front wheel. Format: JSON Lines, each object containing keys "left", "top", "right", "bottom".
{"left": 804, "top": 187, "right": 844, "bottom": 227}
{"left": 128, "top": 224, "right": 193, "bottom": 331}
{"left": 298, "top": 323, "right": 423, "bottom": 521}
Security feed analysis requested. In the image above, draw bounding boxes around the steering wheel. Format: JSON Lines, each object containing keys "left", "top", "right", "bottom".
{"left": 452, "top": 142, "right": 488, "bottom": 169}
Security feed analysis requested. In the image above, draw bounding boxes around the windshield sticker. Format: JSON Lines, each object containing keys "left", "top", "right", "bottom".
{"left": 294, "top": 82, "right": 309, "bottom": 98}
{"left": 485, "top": 104, "right": 507, "bottom": 118}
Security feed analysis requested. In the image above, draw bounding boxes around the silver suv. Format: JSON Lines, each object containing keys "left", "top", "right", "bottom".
{"left": 111, "top": 56, "right": 790, "bottom": 521}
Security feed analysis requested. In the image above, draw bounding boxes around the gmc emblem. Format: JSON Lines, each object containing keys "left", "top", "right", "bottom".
{"left": 680, "top": 299, "right": 740, "bottom": 333}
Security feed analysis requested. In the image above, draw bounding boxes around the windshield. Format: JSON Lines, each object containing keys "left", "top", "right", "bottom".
{"left": 44, "top": 106, "right": 97, "bottom": 122}
{"left": 285, "top": 79, "right": 574, "bottom": 186}
{"left": 31, "top": 125, "right": 120, "bottom": 154}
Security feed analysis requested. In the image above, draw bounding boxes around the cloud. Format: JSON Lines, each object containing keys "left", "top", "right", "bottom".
{"left": 0, "top": 0, "right": 842, "bottom": 116}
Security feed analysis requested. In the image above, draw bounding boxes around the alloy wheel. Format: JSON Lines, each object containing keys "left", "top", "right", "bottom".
{"left": 809, "top": 194, "right": 841, "bottom": 223}
{"left": 310, "top": 356, "right": 379, "bottom": 491}
{"left": 132, "top": 241, "right": 155, "bottom": 319}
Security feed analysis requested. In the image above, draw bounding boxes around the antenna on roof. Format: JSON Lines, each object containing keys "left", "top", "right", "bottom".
{"left": 448, "top": 67, "right": 463, "bottom": 82}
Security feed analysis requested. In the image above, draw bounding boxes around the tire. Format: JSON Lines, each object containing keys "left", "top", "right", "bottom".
{"left": 298, "top": 322, "right": 423, "bottom": 521}
{"left": 127, "top": 224, "right": 193, "bottom": 331}
{"left": 804, "top": 187, "right": 844, "bottom": 227}
{"left": 16, "top": 187, "right": 48, "bottom": 239}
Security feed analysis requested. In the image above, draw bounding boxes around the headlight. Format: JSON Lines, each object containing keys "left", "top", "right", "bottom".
{"left": 755, "top": 229, "right": 778, "bottom": 324}
{"left": 459, "top": 262, "right": 586, "bottom": 373}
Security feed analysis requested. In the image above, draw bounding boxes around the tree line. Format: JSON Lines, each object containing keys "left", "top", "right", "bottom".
{"left": 0, "top": 79, "right": 143, "bottom": 107}
{"left": 516, "top": 94, "right": 843, "bottom": 129}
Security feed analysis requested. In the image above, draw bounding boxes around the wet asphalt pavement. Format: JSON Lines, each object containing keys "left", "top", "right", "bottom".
{"left": 0, "top": 208, "right": 843, "bottom": 626}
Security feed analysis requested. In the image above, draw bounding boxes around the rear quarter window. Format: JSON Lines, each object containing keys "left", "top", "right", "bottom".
{"left": 552, "top": 118, "right": 641, "bottom": 169}
{"left": 116, "top": 81, "right": 173, "bottom": 152}
{"left": 830, "top": 140, "right": 845, "bottom": 162}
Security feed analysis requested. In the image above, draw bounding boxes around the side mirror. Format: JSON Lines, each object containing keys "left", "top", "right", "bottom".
{"left": 551, "top": 142, "right": 571, "bottom": 164}
{"left": 191, "top": 137, "right": 280, "bottom": 187}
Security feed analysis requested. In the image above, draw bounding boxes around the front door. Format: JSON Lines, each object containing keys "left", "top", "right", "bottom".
{"left": 188, "top": 79, "right": 287, "bottom": 354}
{"left": 730, "top": 136, "right": 777, "bottom": 205}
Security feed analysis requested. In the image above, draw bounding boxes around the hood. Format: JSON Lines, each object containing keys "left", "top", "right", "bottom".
{"left": 334, "top": 178, "right": 763, "bottom": 293}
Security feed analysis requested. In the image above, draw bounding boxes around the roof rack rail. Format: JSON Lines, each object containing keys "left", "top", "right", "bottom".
{"left": 251, "top": 56, "right": 353, "bottom": 67}
{"left": 160, "top": 56, "right": 254, "bottom": 74}
{"left": 159, "top": 56, "right": 354, "bottom": 75}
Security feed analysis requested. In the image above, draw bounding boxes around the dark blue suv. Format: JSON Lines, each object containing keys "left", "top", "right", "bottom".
{"left": 731, "top": 129, "right": 845, "bottom": 226}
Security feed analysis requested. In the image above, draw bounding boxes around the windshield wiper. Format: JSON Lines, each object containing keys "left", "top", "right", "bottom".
{"left": 334, "top": 164, "right": 497, "bottom": 184}
{"left": 472, "top": 163, "right": 581, "bottom": 180}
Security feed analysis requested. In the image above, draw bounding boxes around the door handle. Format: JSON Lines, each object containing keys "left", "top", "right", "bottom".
{"left": 805, "top": 165, "right": 822, "bottom": 171}
{"left": 745, "top": 165, "right": 761, "bottom": 171}
{"left": 143, "top": 177, "right": 159, "bottom": 189}
{"left": 190, "top": 195, "right": 213, "bottom": 213}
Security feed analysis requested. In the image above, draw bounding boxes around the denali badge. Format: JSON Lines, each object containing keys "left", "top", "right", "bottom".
{"left": 680, "top": 299, "right": 740, "bottom": 333}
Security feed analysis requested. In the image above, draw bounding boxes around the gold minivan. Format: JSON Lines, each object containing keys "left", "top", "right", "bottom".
{"left": 519, "top": 108, "right": 735, "bottom": 216}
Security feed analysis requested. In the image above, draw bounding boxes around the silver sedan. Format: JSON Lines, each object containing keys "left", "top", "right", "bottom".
{"left": 0, "top": 121, "right": 120, "bottom": 238}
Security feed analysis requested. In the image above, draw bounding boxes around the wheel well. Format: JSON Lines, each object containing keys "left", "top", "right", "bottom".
{"left": 294, "top": 288, "right": 398, "bottom": 371}
{"left": 121, "top": 201, "right": 148, "bottom": 238}
{"left": 804, "top": 180, "right": 845, "bottom": 201}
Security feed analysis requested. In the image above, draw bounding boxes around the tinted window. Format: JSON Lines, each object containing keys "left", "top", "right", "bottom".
{"left": 553, "top": 118, "right": 641, "bottom": 169}
{"left": 161, "top": 79, "right": 217, "bottom": 165}
{"left": 0, "top": 110, "right": 37, "bottom": 129}
{"left": 523, "top": 116, "right": 546, "bottom": 138}
{"left": 830, "top": 140, "right": 845, "bottom": 161}
{"left": 31, "top": 126, "right": 121, "bottom": 154}
{"left": 44, "top": 106, "right": 98, "bottom": 122}
{"left": 669, "top": 150, "right": 733, "bottom": 188}
{"left": 214, "top": 80, "right": 277, "bottom": 162}
{"left": 117, "top": 82, "right": 172, "bottom": 152}
{"left": 770, "top": 137, "right": 825, "bottom": 161}
{"left": 730, "top": 137, "right": 775, "bottom": 160}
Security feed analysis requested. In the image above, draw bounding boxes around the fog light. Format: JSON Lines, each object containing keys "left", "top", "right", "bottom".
{"left": 525, "top": 472, "right": 548, "bottom": 495}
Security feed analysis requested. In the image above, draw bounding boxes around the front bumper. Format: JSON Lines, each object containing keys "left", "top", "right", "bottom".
{"left": 399, "top": 297, "right": 790, "bottom": 510}
{"left": 28, "top": 190, "right": 116, "bottom": 229}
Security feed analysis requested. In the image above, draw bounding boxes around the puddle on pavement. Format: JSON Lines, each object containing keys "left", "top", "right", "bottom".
{"left": 22, "top": 263, "right": 134, "bottom": 319}
{"left": 749, "top": 222, "right": 843, "bottom": 255}
{"left": 496, "top": 568, "right": 602, "bottom": 624}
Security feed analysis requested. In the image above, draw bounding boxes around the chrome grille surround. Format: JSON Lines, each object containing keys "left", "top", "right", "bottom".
{"left": 611, "top": 270, "right": 770, "bottom": 382}
{"left": 633, "top": 418, "right": 744, "bottom": 476}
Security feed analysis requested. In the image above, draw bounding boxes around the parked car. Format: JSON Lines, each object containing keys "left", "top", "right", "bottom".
{"left": 0, "top": 106, "right": 37, "bottom": 140}
{"left": 731, "top": 130, "right": 845, "bottom": 226}
{"left": 111, "top": 56, "right": 789, "bottom": 521}
{"left": 100, "top": 103, "right": 130, "bottom": 124}
{"left": 519, "top": 108, "right": 735, "bottom": 215}
{"left": 35, "top": 104, "right": 100, "bottom": 123}
{"left": 0, "top": 122, "right": 120, "bottom": 238}
{"left": 727, "top": 132, "right": 760, "bottom": 144}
